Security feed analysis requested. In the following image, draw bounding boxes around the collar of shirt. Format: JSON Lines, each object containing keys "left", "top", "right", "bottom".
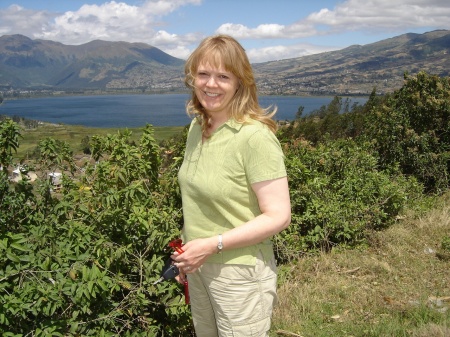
{"left": 196, "top": 116, "right": 247, "bottom": 133}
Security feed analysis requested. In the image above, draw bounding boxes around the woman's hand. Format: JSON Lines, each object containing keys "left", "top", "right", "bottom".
{"left": 174, "top": 272, "right": 187, "bottom": 285}
{"left": 171, "top": 237, "right": 216, "bottom": 279}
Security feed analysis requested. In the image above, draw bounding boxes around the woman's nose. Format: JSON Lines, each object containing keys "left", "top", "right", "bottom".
{"left": 206, "top": 76, "right": 218, "bottom": 87}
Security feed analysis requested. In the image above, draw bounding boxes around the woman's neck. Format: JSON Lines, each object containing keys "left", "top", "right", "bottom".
{"left": 208, "top": 112, "right": 229, "bottom": 132}
{"left": 202, "top": 113, "right": 229, "bottom": 142}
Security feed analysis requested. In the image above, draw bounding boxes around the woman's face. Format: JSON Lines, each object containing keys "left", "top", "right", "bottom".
{"left": 194, "top": 60, "right": 240, "bottom": 117}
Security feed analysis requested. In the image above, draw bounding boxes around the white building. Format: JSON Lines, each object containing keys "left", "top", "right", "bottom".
{"left": 48, "top": 172, "right": 62, "bottom": 187}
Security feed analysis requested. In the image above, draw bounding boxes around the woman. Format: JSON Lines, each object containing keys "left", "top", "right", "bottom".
{"left": 172, "top": 34, "right": 291, "bottom": 337}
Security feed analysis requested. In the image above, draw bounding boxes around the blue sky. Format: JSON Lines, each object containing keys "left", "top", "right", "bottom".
{"left": 1, "top": 0, "right": 449, "bottom": 63}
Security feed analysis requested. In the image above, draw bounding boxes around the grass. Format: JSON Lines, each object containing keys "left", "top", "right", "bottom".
{"left": 13, "top": 123, "right": 185, "bottom": 159}
{"left": 271, "top": 192, "right": 450, "bottom": 337}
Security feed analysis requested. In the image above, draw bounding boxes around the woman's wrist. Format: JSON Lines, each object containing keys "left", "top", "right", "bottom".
{"left": 206, "top": 235, "right": 222, "bottom": 255}
{"left": 217, "top": 234, "right": 223, "bottom": 253}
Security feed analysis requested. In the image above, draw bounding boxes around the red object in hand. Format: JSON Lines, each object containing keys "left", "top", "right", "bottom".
{"left": 168, "top": 239, "right": 190, "bottom": 304}
{"left": 168, "top": 239, "right": 185, "bottom": 254}
{"left": 184, "top": 280, "right": 190, "bottom": 304}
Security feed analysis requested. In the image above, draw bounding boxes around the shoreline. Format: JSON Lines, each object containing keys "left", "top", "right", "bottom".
{"left": 1, "top": 89, "right": 372, "bottom": 101}
{"left": 0, "top": 94, "right": 370, "bottom": 129}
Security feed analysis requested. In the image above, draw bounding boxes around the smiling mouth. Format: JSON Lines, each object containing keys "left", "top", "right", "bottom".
{"left": 205, "top": 91, "right": 219, "bottom": 97}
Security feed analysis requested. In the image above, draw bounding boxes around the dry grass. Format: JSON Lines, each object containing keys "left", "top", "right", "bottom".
{"left": 272, "top": 192, "right": 450, "bottom": 337}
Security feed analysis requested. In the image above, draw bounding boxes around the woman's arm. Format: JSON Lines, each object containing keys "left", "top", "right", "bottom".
{"left": 220, "top": 176, "right": 291, "bottom": 249}
{"left": 172, "top": 176, "right": 291, "bottom": 273}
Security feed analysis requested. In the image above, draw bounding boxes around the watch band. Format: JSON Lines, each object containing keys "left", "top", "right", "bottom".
{"left": 217, "top": 234, "right": 223, "bottom": 253}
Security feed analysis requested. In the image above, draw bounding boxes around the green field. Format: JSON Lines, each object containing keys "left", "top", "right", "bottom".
{"left": 14, "top": 123, "right": 185, "bottom": 159}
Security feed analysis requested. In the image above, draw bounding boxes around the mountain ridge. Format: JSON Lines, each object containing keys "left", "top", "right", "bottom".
{"left": 0, "top": 34, "right": 185, "bottom": 90}
{"left": 0, "top": 30, "right": 449, "bottom": 94}
{"left": 253, "top": 29, "right": 450, "bottom": 95}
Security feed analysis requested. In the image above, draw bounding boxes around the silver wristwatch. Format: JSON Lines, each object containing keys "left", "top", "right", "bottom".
{"left": 217, "top": 234, "right": 223, "bottom": 253}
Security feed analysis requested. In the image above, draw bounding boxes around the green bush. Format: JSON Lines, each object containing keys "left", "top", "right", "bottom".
{"left": 0, "top": 123, "right": 193, "bottom": 336}
{"left": 364, "top": 72, "right": 450, "bottom": 193}
{"left": 275, "top": 138, "right": 422, "bottom": 262}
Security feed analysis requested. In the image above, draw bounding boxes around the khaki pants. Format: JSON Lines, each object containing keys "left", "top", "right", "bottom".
{"left": 188, "top": 251, "right": 278, "bottom": 337}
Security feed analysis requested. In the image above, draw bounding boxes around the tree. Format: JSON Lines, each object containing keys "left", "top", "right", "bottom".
{"left": 295, "top": 106, "right": 305, "bottom": 120}
{"left": 0, "top": 118, "right": 21, "bottom": 171}
{"left": 365, "top": 72, "right": 450, "bottom": 192}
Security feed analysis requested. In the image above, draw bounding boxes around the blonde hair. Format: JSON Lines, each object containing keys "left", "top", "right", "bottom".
{"left": 184, "top": 35, "right": 277, "bottom": 135}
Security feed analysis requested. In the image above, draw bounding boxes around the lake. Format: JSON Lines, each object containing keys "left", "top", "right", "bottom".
{"left": 0, "top": 94, "right": 368, "bottom": 128}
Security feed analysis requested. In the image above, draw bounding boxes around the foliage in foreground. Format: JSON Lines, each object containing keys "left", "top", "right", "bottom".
{"left": 281, "top": 71, "right": 450, "bottom": 194}
{"left": 0, "top": 71, "right": 449, "bottom": 335}
{"left": 1, "top": 125, "right": 191, "bottom": 336}
{"left": 365, "top": 72, "right": 450, "bottom": 193}
{"left": 276, "top": 138, "right": 422, "bottom": 262}
{"left": 276, "top": 71, "right": 450, "bottom": 260}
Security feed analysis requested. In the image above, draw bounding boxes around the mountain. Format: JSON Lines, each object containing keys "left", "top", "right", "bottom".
{"left": 0, "top": 30, "right": 449, "bottom": 94}
{"left": 0, "top": 34, "right": 185, "bottom": 90}
{"left": 252, "top": 29, "right": 450, "bottom": 95}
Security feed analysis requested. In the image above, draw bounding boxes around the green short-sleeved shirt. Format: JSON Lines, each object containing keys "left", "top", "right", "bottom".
{"left": 177, "top": 117, "right": 287, "bottom": 265}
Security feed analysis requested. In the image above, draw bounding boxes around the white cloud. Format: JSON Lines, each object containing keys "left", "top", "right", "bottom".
{"left": 247, "top": 44, "right": 340, "bottom": 64}
{"left": 38, "top": 1, "right": 199, "bottom": 44}
{"left": 305, "top": 0, "right": 450, "bottom": 32}
{"left": 216, "top": 23, "right": 287, "bottom": 38}
{"left": 217, "top": 0, "right": 450, "bottom": 43}
{"left": 0, "top": 5, "right": 54, "bottom": 36}
{"left": 215, "top": 0, "right": 450, "bottom": 62}
{"left": 216, "top": 22, "right": 317, "bottom": 39}
{"left": 41, "top": 1, "right": 153, "bottom": 43}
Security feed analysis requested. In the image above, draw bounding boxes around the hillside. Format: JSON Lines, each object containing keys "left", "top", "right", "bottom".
{"left": 253, "top": 29, "right": 450, "bottom": 95}
{"left": 272, "top": 190, "right": 450, "bottom": 337}
{"left": 0, "top": 30, "right": 449, "bottom": 94}
{"left": 0, "top": 34, "right": 185, "bottom": 90}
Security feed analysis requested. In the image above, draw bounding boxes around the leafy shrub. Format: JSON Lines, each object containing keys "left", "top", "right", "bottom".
{"left": 0, "top": 123, "right": 193, "bottom": 336}
{"left": 364, "top": 72, "right": 450, "bottom": 193}
{"left": 275, "top": 138, "right": 422, "bottom": 262}
{"left": 0, "top": 118, "right": 21, "bottom": 169}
